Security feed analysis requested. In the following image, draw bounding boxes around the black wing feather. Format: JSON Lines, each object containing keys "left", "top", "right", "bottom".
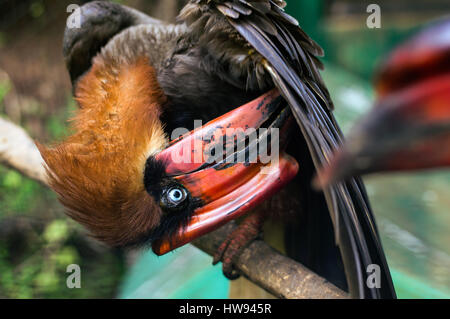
{"left": 202, "top": 0, "right": 396, "bottom": 299}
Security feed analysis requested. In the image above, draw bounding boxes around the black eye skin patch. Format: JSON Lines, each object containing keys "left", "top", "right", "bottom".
{"left": 143, "top": 156, "right": 168, "bottom": 202}
{"left": 138, "top": 156, "right": 202, "bottom": 248}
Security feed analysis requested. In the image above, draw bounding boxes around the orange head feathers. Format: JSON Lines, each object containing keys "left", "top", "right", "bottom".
{"left": 38, "top": 56, "right": 168, "bottom": 247}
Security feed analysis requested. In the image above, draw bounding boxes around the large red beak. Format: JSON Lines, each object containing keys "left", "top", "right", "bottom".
{"left": 152, "top": 90, "right": 299, "bottom": 255}
{"left": 375, "top": 19, "right": 450, "bottom": 98}
{"left": 315, "top": 19, "right": 450, "bottom": 189}
{"left": 315, "top": 74, "right": 450, "bottom": 189}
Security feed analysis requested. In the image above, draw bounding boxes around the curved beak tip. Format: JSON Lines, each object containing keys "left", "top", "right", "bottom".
{"left": 312, "top": 170, "right": 328, "bottom": 191}
{"left": 313, "top": 163, "right": 340, "bottom": 190}
{"left": 313, "top": 149, "right": 357, "bottom": 190}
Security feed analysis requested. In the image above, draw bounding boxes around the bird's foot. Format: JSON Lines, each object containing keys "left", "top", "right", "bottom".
{"left": 212, "top": 212, "right": 265, "bottom": 280}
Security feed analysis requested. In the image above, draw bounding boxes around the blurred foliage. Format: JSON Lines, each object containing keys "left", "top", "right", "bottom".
{"left": 0, "top": 75, "right": 10, "bottom": 101}
{"left": 29, "top": 1, "right": 45, "bottom": 19}
{"left": 0, "top": 216, "right": 125, "bottom": 298}
{"left": 45, "top": 95, "right": 77, "bottom": 140}
{"left": 323, "top": 26, "right": 419, "bottom": 81}
{"left": 288, "top": 0, "right": 450, "bottom": 81}
{"left": 0, "top": 76, "right": 125, "bottom": 298}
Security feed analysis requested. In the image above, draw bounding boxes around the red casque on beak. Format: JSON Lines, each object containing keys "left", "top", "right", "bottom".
{"left": 315, "top": 73, "right": 450, "bottom": 189}
{"left": 152, "top": 90, "right": 299, "bottom": 255}
{"left": 315, "top": 20, "right": 450, "bottom": 189}
{"left": 375, "top": 19, "right": 450, "bottom": 98}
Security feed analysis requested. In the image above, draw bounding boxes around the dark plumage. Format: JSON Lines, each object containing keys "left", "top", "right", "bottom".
{"left": 39, "top": 0, "right": 396, "bottom": 299}
{"left": 175, "top": 0, "right": 394, "bottom": 298}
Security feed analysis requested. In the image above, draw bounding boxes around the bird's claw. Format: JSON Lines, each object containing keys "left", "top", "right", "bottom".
{"left": 212, "top": 213, "right": 265, "bottom": 280}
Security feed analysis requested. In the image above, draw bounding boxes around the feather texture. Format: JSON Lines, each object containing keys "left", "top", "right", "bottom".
{"left": 184, "top": 0, "right": 396, "bottom": 299}
{"left": 39, "top": 57, "right": 168, "bottom": 247}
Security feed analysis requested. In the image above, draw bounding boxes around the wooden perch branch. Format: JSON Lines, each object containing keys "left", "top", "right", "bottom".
{"left": 0, "top": 116, "right": 349, "bottom": 299}
{"left": 0, "top": 117, "right": 47, "bottom": 185}
{"left": 193, "top": 223, "right": 348, "bottom": 299}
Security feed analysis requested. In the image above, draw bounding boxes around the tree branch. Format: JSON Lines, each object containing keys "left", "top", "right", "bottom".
{"left": 193, "top": 223, "right": 348, "bottom": 299}
{"left": 0, "top": 116, "right": 349, "bottom": 299}
{"left": 0, "top": 117, "right": 47, "bottom": 185}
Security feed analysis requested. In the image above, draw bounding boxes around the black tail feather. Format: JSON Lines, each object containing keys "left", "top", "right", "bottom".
{"left": 212, "top": 0, "right": 396, "bottom": 298}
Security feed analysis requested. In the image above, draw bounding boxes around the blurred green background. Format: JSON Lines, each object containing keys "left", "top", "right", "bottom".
{"left": 0, "top": 0, "right": 449, "bottom": 298}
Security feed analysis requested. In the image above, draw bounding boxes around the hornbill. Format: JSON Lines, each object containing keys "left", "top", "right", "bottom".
{"left": 38, "top": 1, "right": 396, "bottom": 298}
{"left": 317, "top": 18, "right": 450, "bottom": 187}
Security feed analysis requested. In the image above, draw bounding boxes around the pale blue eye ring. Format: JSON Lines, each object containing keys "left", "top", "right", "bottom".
{"left": 168, "top": 188, "right": 185, "bottom": 202}
{"left": 160, "top": 185, "right": 189, "bottom": 210}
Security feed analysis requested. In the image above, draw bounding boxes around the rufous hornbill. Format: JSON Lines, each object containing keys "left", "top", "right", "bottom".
{"left": 38, "top": 1, "right": 396, "bottom": 298}
{"left": 317, "top": 18, "right": 450, "bottom": 187}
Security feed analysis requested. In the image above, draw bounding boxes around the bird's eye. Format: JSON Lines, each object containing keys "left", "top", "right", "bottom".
{"left": 161, "top": 185, "right": 188, "bottom": 209}
{"left": 168, "top": 188, "right": 185, "bottom": 203}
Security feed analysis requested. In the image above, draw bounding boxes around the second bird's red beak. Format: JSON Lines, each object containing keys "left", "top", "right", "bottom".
{"left": 315, "top": 74, "right": 450, "bottom": 189}
{"left": 315, "top": 20, "right": 450, "bottom": 189}
{"left": 152, "top": 90, "right": 299, "bottom": 255}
